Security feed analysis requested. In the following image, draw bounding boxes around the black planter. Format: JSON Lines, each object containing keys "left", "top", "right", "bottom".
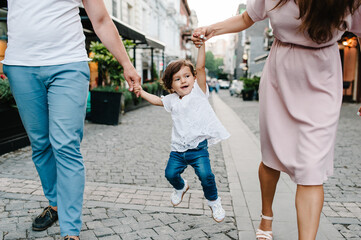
{"left": 0, "top": 104, "right": 30, "bottom": 155}
{"left": 90, "top": 91, "right": 122, "bottom": 125}
{"left": 242, "top": 89, "right": 255, "bottom": 101}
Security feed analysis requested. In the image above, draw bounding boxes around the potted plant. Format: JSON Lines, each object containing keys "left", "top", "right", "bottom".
{"left": 89, "top": 40, "right": 135, "bottom": 125}
{"left": 240, "top": 76, "right": 260, "bottom": 101}
{"left": 0, "top": 74, "right": 30, "bottom": 155}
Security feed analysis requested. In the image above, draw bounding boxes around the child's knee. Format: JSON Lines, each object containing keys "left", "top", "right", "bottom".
{"left": 165, "top": 169, "right": 177, "bottom": 181}
{"left": 198, "top": 171, "right": 215, "bottom": 183}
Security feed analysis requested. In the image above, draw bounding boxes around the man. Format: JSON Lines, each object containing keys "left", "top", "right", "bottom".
{"left": 2, "top": 0, "right": 141, "bottom": 239}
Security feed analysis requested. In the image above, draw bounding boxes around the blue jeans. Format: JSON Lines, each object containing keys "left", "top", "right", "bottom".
{"left": 165, "top": 140, "right": 218, "bottom": 201}
{"left": 3, "top": 62, "right": 89, "bottom": 236}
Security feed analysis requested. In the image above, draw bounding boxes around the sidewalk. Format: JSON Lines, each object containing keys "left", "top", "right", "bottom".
{"left": 212, "top": 93, "right": 344, "bottom": 240}
{"left": 0, "top": 91, "right": 352, "bottom": 239}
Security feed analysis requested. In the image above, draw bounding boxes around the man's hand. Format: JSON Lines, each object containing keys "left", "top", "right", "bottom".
{"left": 123, "top": 65, "right": 141, "bottom": 96}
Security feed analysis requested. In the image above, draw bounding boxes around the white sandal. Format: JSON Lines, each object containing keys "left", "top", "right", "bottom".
{"left": 256, "top": 214, "right": 273, "bottom": 240}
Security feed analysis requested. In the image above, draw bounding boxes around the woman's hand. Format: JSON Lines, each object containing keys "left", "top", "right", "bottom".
{"left": 192, "top": 26, "right": 214, "bottom": 47}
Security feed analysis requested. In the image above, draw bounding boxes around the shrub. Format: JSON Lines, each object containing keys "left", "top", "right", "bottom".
{"left": 0, "top": 74, "right": 15, "bottom": 105}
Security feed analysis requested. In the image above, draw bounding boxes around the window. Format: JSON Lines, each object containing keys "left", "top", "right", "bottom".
{"left": 127, "top": 3, "right": 133, "bottom": 25}
{"left": 112, "top": 0, "right": 118, "bottom": 18}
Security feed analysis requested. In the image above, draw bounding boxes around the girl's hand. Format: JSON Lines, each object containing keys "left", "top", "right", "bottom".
{"left": 192, "top": 26, "right": 214, "bottom": 46}
{"left": 133, "top": 85, "right": 142, "bottom": 96}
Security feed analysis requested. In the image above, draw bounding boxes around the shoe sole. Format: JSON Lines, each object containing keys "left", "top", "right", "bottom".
{"left": 32, "top": 220, "right": 58, "bottom": 231}
{"left": 171, "top": 185, "right": 189, "bottom": 207}
{"left": 209, "top": 206, "right": 225, "bottom": 223}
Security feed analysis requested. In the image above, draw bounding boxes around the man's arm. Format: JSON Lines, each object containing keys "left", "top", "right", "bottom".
{"left": 82, "top": 0, "right": 141, "bottom": 93}
{"left": 196, "top": 44, "right": 207, "bottom": 93}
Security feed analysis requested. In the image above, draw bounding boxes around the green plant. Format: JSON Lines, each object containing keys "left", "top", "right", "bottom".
{"left": 0, "top": 74, "right": 15, "bottom": 105}
{"left": 90, "top": 40, "right": 135, "bottom": 91}
{"left": 240, "top": 76, "right": 260, "bottom": 91}
{"left": 151, "top": 64, "right": 159, "bottom": 80}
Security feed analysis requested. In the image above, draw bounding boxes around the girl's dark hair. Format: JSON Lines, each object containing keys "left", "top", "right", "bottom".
{"left": 273, "top": 0, "right": 361, "bottom": 44}
{"left": 161, "top": 60, "right": 196, "bottom": 92}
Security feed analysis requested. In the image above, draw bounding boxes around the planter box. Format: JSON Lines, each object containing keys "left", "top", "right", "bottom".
{"left": 0, "top": 104, "right": 30, "bottom": 155}
{"left": 242, "top": 89, "right": 255, "bottom": 101}
{"left": 90, "top": 91, "right": 122, "bottom": 125}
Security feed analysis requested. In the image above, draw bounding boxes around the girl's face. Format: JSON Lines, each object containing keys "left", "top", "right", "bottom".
{"left": 171, "top": 66, "right": 196, "bottom": 98}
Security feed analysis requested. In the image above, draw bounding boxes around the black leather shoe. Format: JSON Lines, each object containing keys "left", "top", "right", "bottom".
{"left": 32, "top": 206, "right": 58, "bottom": 231}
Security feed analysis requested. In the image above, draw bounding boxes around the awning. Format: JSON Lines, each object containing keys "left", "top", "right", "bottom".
{"left": 146, "top": 36, "right": 165, "bottom": 50}
{"left": 79, "top": 7, "right": 147, "bottom": 43}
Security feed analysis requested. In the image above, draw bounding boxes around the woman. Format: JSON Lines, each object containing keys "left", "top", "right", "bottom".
{"left": 192, "top": 0, "right": 361, "bottom": 239}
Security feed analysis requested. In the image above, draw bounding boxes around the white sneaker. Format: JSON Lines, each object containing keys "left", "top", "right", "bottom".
{"left": 171, "top": 180, "right": 189, "bottom": 206}
{"left": 208, "top": 197, "right": 225, "bottom": 222}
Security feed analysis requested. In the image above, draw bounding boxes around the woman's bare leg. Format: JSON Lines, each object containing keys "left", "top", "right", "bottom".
{"left": 258, "top": 162, "right": 280, "bottom": 236}
{"left": 296, "top": 185, "right": 324, "bottom": 240}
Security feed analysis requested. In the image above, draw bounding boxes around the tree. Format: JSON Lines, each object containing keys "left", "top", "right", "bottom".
{"left": 205, "top": 51, "right": 224, "bottom": 78}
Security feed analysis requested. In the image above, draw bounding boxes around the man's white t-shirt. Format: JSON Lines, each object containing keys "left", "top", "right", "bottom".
{"left": 162, "top": 81, "right": 230, "bottom": 152}
{"left": 3, "top": 0, "right": 89, "bottom": 66}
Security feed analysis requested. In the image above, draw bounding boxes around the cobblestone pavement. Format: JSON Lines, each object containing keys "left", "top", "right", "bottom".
{"left": 217, "top": 89, "right": 361, "bottom": 240}
{"left": 0, "top": 104, "right": 237, "bottom": 239}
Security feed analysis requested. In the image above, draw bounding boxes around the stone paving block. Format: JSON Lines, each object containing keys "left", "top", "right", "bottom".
{"left": 101, "top": 218, "right": 121, "bottom": 227}
{"left": 154, "top": 225, "right": 176, "bottom": 235}
{"left": 155, "top": 234, "right": 175, "bottom": 240}
{"left": 28, "top": 229, "right": 50, "bottom": 238}
{"left": 136, "top": 228, "right": 158, "bottom": 238}
{"left": 47, "top": 225, "right": 61, "bottom": 235}
{"left": 111, "top": 225, "right": 133, "bottom": 234}
{"left": 169, "top": 222, "right": 190, "bottom": 232}
{"left": 93, "top": 227, "right": 114, "bottom": 237}
{"left": 86, "top": 220, "right": 105, "bottom": 230}
{"left": 118, "top": 232, "right": 140, "bottom": 240}
{"left": 209, "top": 233, "right": 233, "bottom": 240}
{"left": 79, "top": 230, "right": 98, "bottom": 240}
{"left": 3, "top": 231, "right": 26, "bottom": 240}
{"left": 98, "top": 235, "right": 121, "bottom": 240}
{"left": 120, "top": 216, "right": 138, "bottom": 225}
{"left": 134, "top": 214, "right": 153, "bottom": 222}
{"left": 130, "top": 219, "right": 163, "bottom": 231}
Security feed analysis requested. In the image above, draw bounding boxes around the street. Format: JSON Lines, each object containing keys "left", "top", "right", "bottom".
{"left": 0, "top": 89, "right": 360, "bottom": 239}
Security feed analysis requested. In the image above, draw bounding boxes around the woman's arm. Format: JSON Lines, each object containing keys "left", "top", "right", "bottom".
{"left": 82, "top": 0, "right": 141, "bottom": 93}
{"left": 192, "top": 11, "right": 254, "bottom": 43}
{"left": 196, "top": 44, "right": 207, "bottom": 93}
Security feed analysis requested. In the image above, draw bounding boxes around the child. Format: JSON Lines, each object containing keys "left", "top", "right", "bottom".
{"left": 134, "top": 42, "right": 230, "bottom": 222}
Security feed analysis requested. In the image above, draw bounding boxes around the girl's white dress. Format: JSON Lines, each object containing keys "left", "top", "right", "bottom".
{"left": 162, "top": 81, "right": 230, "bottom": 152}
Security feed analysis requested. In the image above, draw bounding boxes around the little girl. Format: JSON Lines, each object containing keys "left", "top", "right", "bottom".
{"left": 134, "top": 42, "right": 230, "bottom": 222}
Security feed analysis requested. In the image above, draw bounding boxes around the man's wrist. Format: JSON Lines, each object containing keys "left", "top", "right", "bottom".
{"left": 122, "top": 62, "right": 134, "bottom": 72}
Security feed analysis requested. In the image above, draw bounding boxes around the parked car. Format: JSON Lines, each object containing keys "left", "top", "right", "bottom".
{"left": 218, "top": 79, "right": 230, "bottom": 89}
{"left": 229, "top": 80, "right": 243, "bottom": 96}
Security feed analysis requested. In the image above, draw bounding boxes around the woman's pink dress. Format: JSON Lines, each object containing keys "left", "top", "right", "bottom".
{"left": 246, "top": 0, "right": 361, "bottom": 185}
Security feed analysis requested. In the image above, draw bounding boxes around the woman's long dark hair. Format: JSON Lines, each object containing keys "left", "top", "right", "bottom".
{"left": 274, "top": 0, "right": 361, "bottom": 44}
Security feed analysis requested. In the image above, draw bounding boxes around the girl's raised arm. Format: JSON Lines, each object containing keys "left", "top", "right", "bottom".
{"left": 196, "top": 44, "right": 207, "bottom": 93}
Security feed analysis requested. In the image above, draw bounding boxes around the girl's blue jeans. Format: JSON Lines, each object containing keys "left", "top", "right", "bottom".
{"left": 165, "top": 140, "right": 218, "bottom": 201}
{"left": 3, "top": 62, "right": 89, "bottom": 237}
